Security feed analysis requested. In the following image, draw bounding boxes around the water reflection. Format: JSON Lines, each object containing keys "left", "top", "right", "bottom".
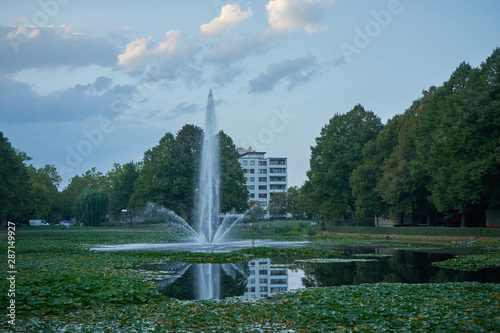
{"left": 244, "top": 259, "right": 290, "bottom": 299}
{"left": 132, "top": 248, "right": 500, "bottom": 300}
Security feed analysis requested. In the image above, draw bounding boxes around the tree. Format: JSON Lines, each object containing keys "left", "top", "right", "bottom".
{"left": 73, "top": 187, "right": 109, "bottom": 226}
{"left": 219, "top": 131, "right": 249, "bottom": 213}
{"left": 413, "top": 49, "right": 500, "bottom": 226}
{"left": 130, "top": 126, "right": 248, "bottom": 224}
{"left": 350, "top": 113, "right": 406, "bottom": 225}
{"left": 108, "top": 161, "right": 140, "bottom": 220}
{"left": 286, "top": 186, "right": 301, "bottom": 218}
{"left": 0, "top": 132, "right": 31, "bottom": 223}
{"left": 376, "top": 88, "right": 435, "bottom": 225}
{"left": 130, "top": 132, "right": 186, "bottom": 216}
{"left": 61, "top": 167, "right": 108, "bottom": 219}
{"left": 268, "top": 192, "right": 288, "bottom": 218}
{"left": 304, "top": 104, "right": 383, "bottom": 222}
{"left": 27, "top": 164, "right": 62, "bottom": 222}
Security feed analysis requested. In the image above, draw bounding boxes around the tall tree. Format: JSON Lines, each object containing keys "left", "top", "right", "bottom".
{"left": 377, "top": 88, "right": 435, "bottom": 225}
{"left": 130, "top": 132, "right": 186, "bottom": 216}
{"left": 304, "top": 104, "right": 383, "bottom": 221}
{"left": 350, "top": 112, "right": 406, "bottom": 225}
{"left": 0, "top": 132, "right": 31, "bottom": 223}
{"left": 413, "top": 49, "right": 500, "bottom": 226}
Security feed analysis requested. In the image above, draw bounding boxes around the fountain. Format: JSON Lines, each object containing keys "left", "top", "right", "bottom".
{"left": 90, "top": 90, "right": 307, "bottom": 299}
{"left": 195, "top": 89, "right": 221, "bottom": 244}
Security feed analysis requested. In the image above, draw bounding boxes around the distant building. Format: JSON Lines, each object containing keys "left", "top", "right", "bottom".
{"left": 237, "top": 148, "right": 287, "bottom": 208}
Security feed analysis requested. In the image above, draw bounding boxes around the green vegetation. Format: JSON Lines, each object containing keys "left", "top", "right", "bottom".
{"left": 1, "top": 227, "right": 499, "bottom": 331}
{"left": 432, "top": 253, "right": 500, "bottom": 271}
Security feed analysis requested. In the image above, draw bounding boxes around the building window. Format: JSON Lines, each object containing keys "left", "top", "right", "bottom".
{"left": 258, "top": 169, "right": 267, "bottom": 174}
{"left": 259, "top": 270, "right": 268, "bottom": 275}
{"left": 270, "top": 185, "right": 286, "bottom": 190}
{"left": 258, "top": 177, "right": 267, "bottom": 182}
{"left": 248, "top": 185, "right": 255, "bottom": 190}
{"left": 270, "top": 160, "right": 286, "bottom": 165}
{"left": 259, "top": 278, "right": 268, "bottom": 284}
{"left": 243, "top": 161, "right": 247, "bottom": 166}
{"left": 259, "top": 161, "right": 267, "bottom": 166}
{"left": 270, "top": 168, "right": 286, "bottom": 173}
{"left": 258, "top": 193, "right": 267, "bottom": 198}
{"left": 250, "top": 193, "right": 255, "bottom": 198}
{"left": 270, "top": 176, "right": 286, "bottom": 182}
{"left": 250, "top": 177, "right": 255, "bottom": 182}
{"left": 250, "top": 160, "right": 255, "bottom": 165}
{"left": 250, "top": 169, "right": 255, "bottom": 174}
{"left": 243, "top": 169, "right": 248, "bottom": 173}
{"left": 259, "top": 286, "right": 268, "bottom": 292}
{"left": 259, "top": 185, "right": 267, "bottom": 190}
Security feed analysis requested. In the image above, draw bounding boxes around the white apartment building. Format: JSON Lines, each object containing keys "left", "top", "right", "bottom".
{"left": 244, "top": 258, "right": 288, "bottom": 299}
{"left": 237, "top": 148, "right": 287, "bottom": 208}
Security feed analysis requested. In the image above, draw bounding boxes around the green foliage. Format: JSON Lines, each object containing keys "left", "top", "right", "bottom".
{"left": 108, "top": 161, "right": 140, "bottom": 219}
{"left": 74, "top": 187, "right": 109, "bottom": 226}
{"left": 304, "top": 104, "right": 383, "bottom": 220}
{"left": 0, "top": 132, "right": 31, "bottom": 222}
{"left": 268, "top": 191, "right": 288, "bottom": 218}
{"left": 432, "top": 253, "right": 500, "bottom": 271}
{"left": 413, "top": 49, "right": 500, "bottom": 220}
{"left": 219, "top": 131, "right": 249, "bottom": 213}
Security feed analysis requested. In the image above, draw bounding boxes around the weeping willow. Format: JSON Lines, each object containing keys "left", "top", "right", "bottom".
{"left": 74, "top": 187, "right": 109, "bottom": 226}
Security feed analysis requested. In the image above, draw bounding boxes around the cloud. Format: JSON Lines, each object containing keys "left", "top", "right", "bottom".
{"left": 203, "top": 29, "right": 283, "bottom": 65}
{"left": 0, "top": 25, "right": 119, "bottom": 74}
{"left": 117, "top": 36, "right": 153, "bottom": 72}
{"left": 200, "top": 4, "right": 253, "bottom": 39}
{"left": 117, "top": 30, "right": 202, "bottom": 86}
{"left": 266, "top": 0, "right": 334, "bottom": 33}
{"left": 165, "top": 102, "right": 202, "bottom": 120}
{"left": 248, "top": 55, "right": 319, "bottom": 93}
{"left": 0, "top": 74, "right": 135, "bottom": 124}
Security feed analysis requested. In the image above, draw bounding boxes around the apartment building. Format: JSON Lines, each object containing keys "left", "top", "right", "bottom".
{"left": 244, "top": 258, "right": 288, "bottom": 299}
{"left": 237, "top": 148, "right": 287, "bottom": 208}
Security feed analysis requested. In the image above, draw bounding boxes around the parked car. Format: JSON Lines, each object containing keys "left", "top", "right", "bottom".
{"left": 59, "top": 220, "right": 77, "bottom": 226}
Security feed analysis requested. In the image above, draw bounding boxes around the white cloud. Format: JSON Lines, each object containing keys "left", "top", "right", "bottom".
{"left": 117, "top": 30, "right": 197, "bottom": 78}
{"left": 200, "top": 4, "right": 253, "bottom": 39}
{"left": 266, "top": 0, "right": 334, "bottom": 33}
{"left": 117, "top": 36, "right": 153, "bottom": 72}
{"left": 157, "top": 30, "right": 184, "bottom": 54}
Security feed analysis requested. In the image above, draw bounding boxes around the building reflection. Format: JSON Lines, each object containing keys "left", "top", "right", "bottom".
{"left": 244, "top": 258, "right": 288, "bottom": 299}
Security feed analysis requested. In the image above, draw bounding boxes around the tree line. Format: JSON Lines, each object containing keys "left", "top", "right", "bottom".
{"left": 0, "top": 125, "right": 248, "bottom": 226}
{"left": 287, "top": 48, "right": 500, "bottom": 227}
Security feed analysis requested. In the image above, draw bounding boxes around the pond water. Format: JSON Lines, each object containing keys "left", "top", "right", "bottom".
{"left": 131, "top": 246, "right": 500, "bottom": 300}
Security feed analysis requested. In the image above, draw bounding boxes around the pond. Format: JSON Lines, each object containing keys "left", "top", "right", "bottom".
{"left": 131, "top": 246, "right": 500, "bottom": 300}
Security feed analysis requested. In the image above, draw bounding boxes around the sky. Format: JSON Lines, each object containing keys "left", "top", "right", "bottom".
{"left": 1, "top": 0, "right": 499, "bottom": 189}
